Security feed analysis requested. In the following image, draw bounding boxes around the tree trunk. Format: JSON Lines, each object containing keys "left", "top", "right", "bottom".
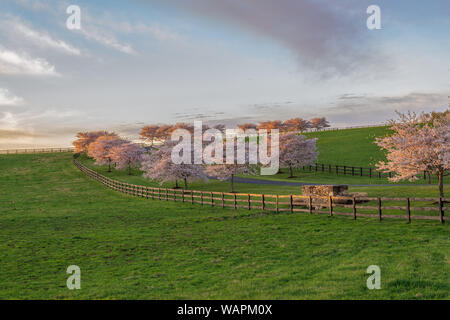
{"left": 289, "top": 165, "right": 294, "bottom": 178}
{"left": 128, "top": 163, "right": 131, "bottom": 175}
{"left": 108, "top": 159, "right": 111, "bottom": 172}
{"left": 175, "top": 179, "right": 179, "bottom": 189}
{"left": 437, "top": 171, "right": 444, "bottom": 198}
{"left": 184, "top": 178, "right": 188, "bottom": 190}
{"left": 427, "top": 172, "right": 431, "bottom": 184}
{"left": 230, "top": 174, "right": 235, "bottom": 193}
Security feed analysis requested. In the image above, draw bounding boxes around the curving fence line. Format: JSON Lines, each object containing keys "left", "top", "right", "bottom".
{"left": 73, "top": 156, "right": 448, "bottom": 224}
{"left": 0, "top": 147, "right": 74, "bottom": 154}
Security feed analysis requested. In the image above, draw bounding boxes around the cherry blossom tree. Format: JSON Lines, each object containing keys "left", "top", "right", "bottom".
{"left": 279, "top": 133, "right": 318, "bottom": 178}
{"left": 168, "top": 122, "right": 194, "bottom": 135}
{"left": 238, "top": 123, "right": 257, "bottom": 131}
{"left": 205, "top": 144, "right": 258, "bottom": 193}
{"left": 141, "top": 141, "right": 207, "bottom": 189}
{"left": 140, "top": 125, "right": 160, "bottom": 146}
{"left": 376, "top": 112, "right": 450, "bottom": 198}
{"left": 87, "top": 135, "right": 126, "bottom": 172}
{"left": 73, "top": 131, "right": 118, "bottom": 153}
{"left": 110, "top": 142, "right": 147, "bottom": 175}
{"left": 283, "top": 118, "right": 310, "bottom": 133}
{"left": 309, "top": 117, "right": 330, "bottom": 131}
{"left": 257, "top": 120, "right": 285, "bottom": 132}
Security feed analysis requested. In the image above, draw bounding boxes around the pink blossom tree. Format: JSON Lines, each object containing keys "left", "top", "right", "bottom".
{"left": 376, "top": 112, "right": 450, "bottom": 198}
{"left": 110, "top": 142, "right": 147, "bottom": 175}
{"left": 73, "top": 131, "right": 118, "bottom": 153}
{"left": 283, "top": 118, "right": 311, "bottom": 133}
{"left": 87, "top": 135, "right": 126, "bottom": 172}
{"left": 205, "top": 144, "right": 258, "bottom": 193}
{"left": 309, "top": 117, "right": 330, "bottom": 131}
{"left": 279, "top": 133, "right": 318, "bottom": 178}
{"left": 141, "top": 141, "right": 207, "bottom": 189}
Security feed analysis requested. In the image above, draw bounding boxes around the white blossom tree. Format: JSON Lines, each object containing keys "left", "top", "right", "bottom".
{"left": 87, "top": 135, "right": 126, "bottom": 172}
{"left": 110, "top": 142, "right": 147, "bottom": 175}
{"left": 279, "top": 133, "right": 318, "bottom": 178}
{"left": 376, "top": 112, "right": 450, "bottom": 198}
{"left": 141, "top": 141, "right": 207, "bottom": 189}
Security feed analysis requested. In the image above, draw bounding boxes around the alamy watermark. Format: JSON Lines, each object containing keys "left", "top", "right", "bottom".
{"left": 366, "top": 265, "right": 381, "bottom": 290}
{"left": 170, "top": 121, "right": 279, "bottom": 175}
{"left": 367, "top": 5, "right": 381, "bottom": 30}
{"left": 66, "top": 265, "right": 81, "bottom": 290}
{"left": 66, "top": 5, "right": 81, "bottom": 30}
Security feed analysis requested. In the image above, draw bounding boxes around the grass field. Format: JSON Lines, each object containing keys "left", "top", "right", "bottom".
{"left": 77, "top": 154, "right": 449, "bottom": 199}
{"left": 1, "top": 153, "right": 449, "bottom": 299}
{"left": 304, "top": 126, "right": 391, "bottom": 167}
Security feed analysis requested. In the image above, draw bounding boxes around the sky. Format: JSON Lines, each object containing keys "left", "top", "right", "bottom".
{"left": 0, "top": 0, "right": 449, "bottom": 148}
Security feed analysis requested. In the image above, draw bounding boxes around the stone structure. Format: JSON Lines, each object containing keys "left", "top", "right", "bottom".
{"left": 302, "top": 185, "right": 349, "bottom": 197}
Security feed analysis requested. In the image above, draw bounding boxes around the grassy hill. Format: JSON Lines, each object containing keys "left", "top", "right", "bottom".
{"left": 0, "top": 153, "right": 449, "bottom": 299}
{"left": 304, "top": 126, "right": 391, "bottom": 167}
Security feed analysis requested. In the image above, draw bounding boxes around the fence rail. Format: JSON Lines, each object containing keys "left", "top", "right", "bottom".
{"left": 299, "top": 163, "right": 446, "bottom": 181}
{"left": 73, "top": 156, "right": 448, "bottom": 224}
{"left": 307, "top": 124, "right": 386, "bottom": 132}
{"left": 0, "top": 147, "right": 74, "bottom": 154}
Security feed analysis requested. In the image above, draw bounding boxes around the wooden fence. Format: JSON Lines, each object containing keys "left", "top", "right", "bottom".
{"left": 0, "top": 147, "right": 74, "bottom": 154}
{"left": 299, "top": 163, "right": 437, "bottom": 180}
{"left": 73, "top": 157, "right": 449, "bottom": 224}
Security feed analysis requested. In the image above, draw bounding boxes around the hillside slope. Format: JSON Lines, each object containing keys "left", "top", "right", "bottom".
{"left": 0, "top": 153, "right": 449, "bottom": 299}
{"left": 304, "top": 126, "right": 390, "bottom": 167}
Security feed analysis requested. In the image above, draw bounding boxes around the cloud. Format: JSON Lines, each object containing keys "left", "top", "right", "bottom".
{"left": 161, "top": 0, "right": 377, "bottom": 76}
{"left": 10, "top": 18, "right": 81, "bottom": 55}
{"left": 78, "top": 27, "right": 135, "bottom": 55}
{"left": 325, "top": 92, "right": 450, "bottom": 125}
{"left": 0, "top": 47, "right": 58, "bottom": 75}
{"left": 13, "top": 0, "right": 52, "bottom": 12}
{"left": 129, "top": 23, "right": 183, "bottom": 42}
{"left": 0, "top": 88, "right": 23, "bottom": 106}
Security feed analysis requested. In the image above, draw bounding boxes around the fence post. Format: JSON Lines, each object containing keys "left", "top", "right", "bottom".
{"left": 248, "top": 194, "right": 251, "bottom": 210}
{"left": 191, "top": 191, "right": 194, "bottom": 204}
{"left": 201, "top": 192, "right": 203, "bottom": 205}
{"left": 182, "top": 190, "right": 185, "bottom": 203}
{"left": 336, "top": 165, "right": 338, "bottom": 175}
{"left": 262, "top": 194, "right": 265, "bottom": 210}
{"left": 352, "top": 167, "right": 354, "bottom": 176}
{"left": 406, "top": 197, "right": 411, "bottom": 223}
{"left": 308, "top": 196, "right": 312, "bottom": 215}
{"left": 378, "top": 197, "right": 382, "bottom": 222}
{"left": 290, "top": 195, "right": 293, "bottom": 213}
{"left": 360, "top": 167, "right": 363, "bottom": 176}
{"left": 222, "top": 192, "right": 225, "bottom": 208}
{"left": 369, "top": 168, "right": 372, "bottom": 178}
{"left": 353, "top": 196, "right": 357, "bottom": 220}
{"left": 276, "top": 195, "right": 279, "bottom": 213}
{"left": 166, "top": 188, "right": 168, "bottom": 201}
{"left": 343, "top": 166, "right": 346, "bottom": 175}
{"left": 211, "top": 192, "right": 214, "bottom": 207}
{"left": 329, "top": 196, "right": 333, "bottom": 216}
{"left": 234, "top": 194, "right": 237, "bottom": 210}
{"left": 158, "top": 188, "right": 161, "bottom": 200}
{"left": 439, "top": 197, "right": 444, "bottom": 224}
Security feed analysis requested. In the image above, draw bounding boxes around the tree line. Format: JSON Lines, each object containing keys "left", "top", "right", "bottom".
{"left": 73, "top": 110, "right": 449, "bottom": 197}
{"left": 139, "top": 117, "right": 330, "bottom": 146}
